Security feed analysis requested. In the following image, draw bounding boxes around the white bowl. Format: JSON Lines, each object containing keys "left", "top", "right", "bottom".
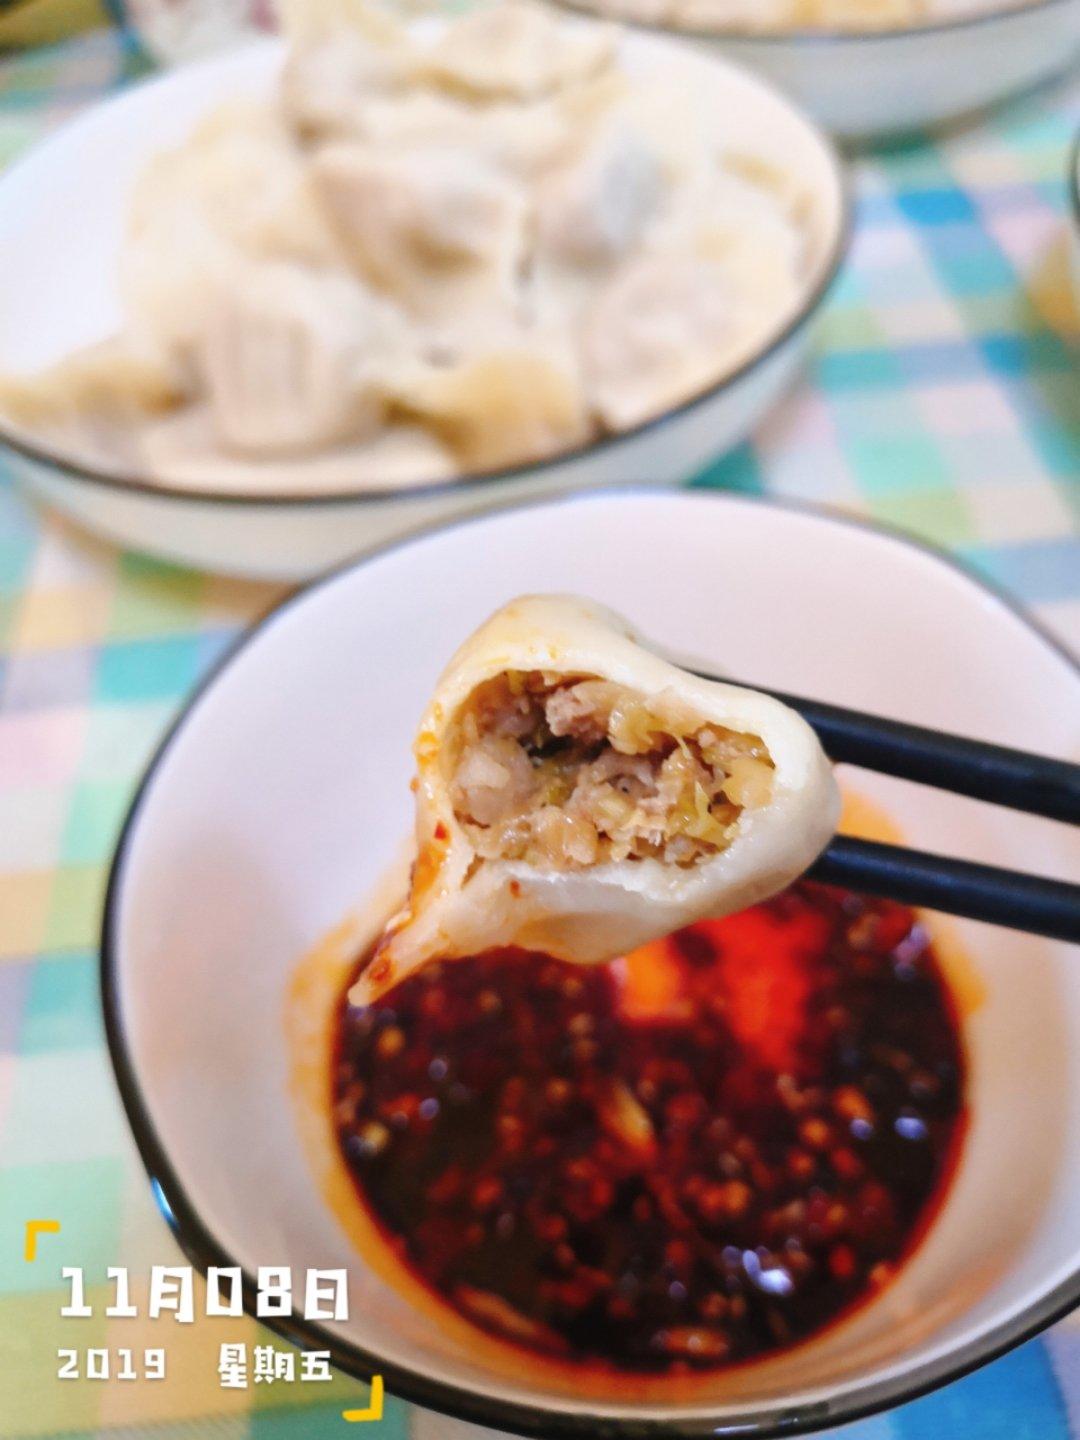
{"left": 558, "top": 0, "right": 1080, "bottom": 140}
{"left": 103, "top": 488, "right": 1080, "bottom": 1438}
{"left": 0, "top": 33, "right": 847, "bottom": 582}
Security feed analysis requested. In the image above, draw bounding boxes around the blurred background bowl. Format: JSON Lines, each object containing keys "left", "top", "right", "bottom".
{"left": 557, "top": 0, "right": 1080, "bottom": 140}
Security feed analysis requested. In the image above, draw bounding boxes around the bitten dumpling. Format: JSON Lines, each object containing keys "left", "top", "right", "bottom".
{"left": 352, "top": 595, "right": 839, "bottom": 1003}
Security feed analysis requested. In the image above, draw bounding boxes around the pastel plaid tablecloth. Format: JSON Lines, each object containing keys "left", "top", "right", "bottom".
{"left": 1, "top": 22, "right": 1079, "bottom": 1440}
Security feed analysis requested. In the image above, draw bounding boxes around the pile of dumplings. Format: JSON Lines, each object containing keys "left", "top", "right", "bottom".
{"left": 577, "top": 0, "right": 1035, "bottom": 34}
{"left": 0, "top": 0, "right": 814, "bottom": 493}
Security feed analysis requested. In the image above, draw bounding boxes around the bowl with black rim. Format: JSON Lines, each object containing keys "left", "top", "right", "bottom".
{"left": 0, "top": 21, "right": 847, "bottom": 582}
{"left": 102, "top": 487, "right": 1080, "bottom": 1437}
{"left": 553, "top": 0, "right": 1080, "bottom": 140}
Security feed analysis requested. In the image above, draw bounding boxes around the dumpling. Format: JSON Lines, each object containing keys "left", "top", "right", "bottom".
{"left": 351, "top": 595, "right": 838, "bottom": 1003}
{"left": 131, "top": 101, "right": 339, "bottom": 266}
{"left": 193, "top": 260, "right": 403, "bottom": 455}
{"left": 0, "top": 338, "right": 184, "bottom": 432}
{"left": 399, "top": 347, "right": 593, "bottom": 471}
{"left": 580, "top": 0, "right": 676, "bottom": 20}
{"left": 684, "top": 168, "right": 806, "bottom": 306}
{"left": 279, "top": 0, "right": 413, "bottom": 140}
{"left": 325, "top": 88, "right": 583, "bottom": 183}
{"left": 792, "top": 0, "right": 923, "bottom": 28}
{"left": 418, "top": 0, "right": 615, "bottom": 101}
{"left": 0, "top": 335, "right": 187, "bottom": 473}
{"left": 601, "top": 70, "right": 721, "bottom": 206}
{"left": 124, "top": 101, "right": 340, "bottom": 360}
{"left": 135, "top": 408, "right": 456, "bottom": 491}
{"left": 581, "top": 253, "right": 736, "bottom": 430}
{"left": 310, "top": 142, "right": 527, "bottom": 324}
{"left": 668, "top": 0, "right": 799, "bottom": 28}
{"left": 537, "top": 123, "right": 664, "bottom": 269}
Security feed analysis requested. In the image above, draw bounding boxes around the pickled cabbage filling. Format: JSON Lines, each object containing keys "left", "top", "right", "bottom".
{"left": 448, "top": 671, "right": 774, "bottom": 868}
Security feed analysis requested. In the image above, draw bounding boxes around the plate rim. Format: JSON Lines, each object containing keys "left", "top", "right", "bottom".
{"left": 100, "top": 485, "right": 1080, "bottom": 1439}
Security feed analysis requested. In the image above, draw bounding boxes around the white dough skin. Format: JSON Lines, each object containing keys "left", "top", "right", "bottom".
{"left": 0, "top": 0, "right": 813, "bottom": 494}
{"left": 352, "top": 595, "right": 840, "bottom": 1004}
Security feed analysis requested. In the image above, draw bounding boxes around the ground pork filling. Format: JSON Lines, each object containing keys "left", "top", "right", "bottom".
{"left": 447, "top": 671, "right": 775, "bottom": 869}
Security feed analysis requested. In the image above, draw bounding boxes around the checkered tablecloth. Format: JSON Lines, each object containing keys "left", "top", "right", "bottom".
{"left": 0, "top": 21, "right": 1078, "bottom": 1440}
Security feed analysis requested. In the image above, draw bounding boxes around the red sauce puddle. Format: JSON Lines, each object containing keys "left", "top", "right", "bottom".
{"left": 332, "top": 882, "right": 966, "bottom": 1374}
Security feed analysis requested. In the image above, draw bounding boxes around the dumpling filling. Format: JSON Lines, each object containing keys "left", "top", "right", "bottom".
{"left": 448, "top": 671, "right": 775, "bottom": 870}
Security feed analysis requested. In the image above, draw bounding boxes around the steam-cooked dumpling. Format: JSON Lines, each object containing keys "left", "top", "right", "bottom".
{"left": 282, "top": 0, "right": 592, "bottom": 174}
{"left": 419, "top": 0, "right": 615, "bottom": 100}
{"left": 136, "top": 408, "right": 456, "bottom": 491}
{"left": 0, "top": 339, "right": 183, "bottom": 430}
{"left": 656, "top": 0, "right": 799, "bottom": 25}
{"left": 130, "top": 102, "right": 338, "bottom": 267}
{"left": 280, "top": 0, "right": 412, "bottom": 140}
{"left": 124, "top": 102, "right": 339, "bottom": 359}
{"left": 781, "top": 0, "right": 924, "bottom": 26}
{"left": 0, "top": 338, "right": 186, "bottom": 470}
{"left": 352, "top": 596, "right": 838, "bottom": 1003}
{"left": 282, "top": 35, "right": 398, "bottom": 142}
{"left": 692, "top": 170, "right": 806, "bottom": 303}
{"left": 311, "top": 143, "right": 527, "bottom": 323}
{"left": 582, "top": 254, "right": 736, "bottom": 429}
{"left": 402, "top": 347, "right": 592, "bottom": 470}
{"left": 194, "top": 261, "right": 402, "bottom": 454}
{"left": 538, "top": 123, "right": 664, "bottom": 268}
{"left": 344, "top": 88, "right": 578, "bottom": 179}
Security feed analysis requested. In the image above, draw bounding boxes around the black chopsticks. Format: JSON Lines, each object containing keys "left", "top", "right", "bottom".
{"left": 696, "top": 672, "right": 1080, "bottom": 943}
{"left": 808, "top": 837, "right": 1079, "bottom": 945}
{"left": 762, "top": 685, "right": 1080, "bottom": 826}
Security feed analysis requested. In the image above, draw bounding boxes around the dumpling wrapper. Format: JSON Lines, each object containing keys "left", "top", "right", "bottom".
{"left": 134, "top": 409, "right": 456, "bottom": 491}
{"left": 310, "top": 142, "right": 528, "bottom": 327}
{"left": 417, "top": 0, "right": 615, "bottom": 101}
{"left": 352, "top": 595, "right": 839, "bottom": 1004}
{"left": 581, "top": 253, "right": 737, "bottom": 430}
{"left": 193, "top": 259, "right": 402, "bottom": 455}
{"left": 536, "top": 122, "right": 665, "bottom": 269}
{"left": 398, "top": 346, "right": 592, "bottom": 470}
{"left": 124, "top": 100, "right": 341, "bottom": 359}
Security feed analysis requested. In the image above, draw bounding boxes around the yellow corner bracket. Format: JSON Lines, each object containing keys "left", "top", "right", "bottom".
{"left": 343, "top": 1374, "right": 384, "bottom": 1423}
{"left": 24, "top": 1219, "right": 61, "bottom": 1262}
